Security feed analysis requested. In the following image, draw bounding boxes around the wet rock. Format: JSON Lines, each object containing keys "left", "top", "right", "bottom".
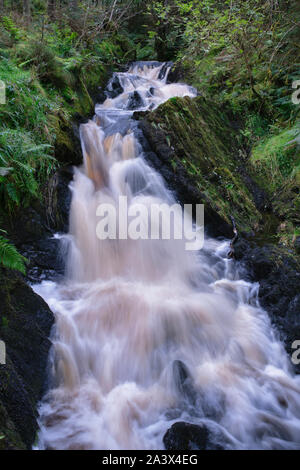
{"left": 234, "top": 238, "right": 300, "bottom": 374}
{"left": 173, "top": 360, "right": 197, "bottom": 406}
{"left": 158, "top": 61, "right": 173, "bottom": 81}
{"left": 46, "top": 166, "right": 73, "bottom": 234}
{"left": 127, "top": 91, "right": 144, "bottom": 110}
{"left": 0, "top": 269, "right": 54, "bottom": 449}
{"left": 295, "top": 236, "right": 300, "bottom": 254}
{"left": 163, "top": 422, "right": 225, "bottom": 450}
{"left": 167, "top": 63, "right": 186, "bottom": 84}
{"left": 106, "top": 73, "right": 123, "bottom": 99}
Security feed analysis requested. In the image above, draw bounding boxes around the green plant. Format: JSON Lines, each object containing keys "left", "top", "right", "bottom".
{"left": 0, "top": 235, "right": 27, "bottom": 274}
{"left": 0, "top": 16, "right": 21, "bottom": 40}
{"left": 0, "top": 129, "right": 55, "bottom": 210}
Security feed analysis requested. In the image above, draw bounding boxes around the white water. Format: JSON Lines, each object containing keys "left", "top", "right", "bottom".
{"left": 34, "top": 62, "right": 300, "bottom": 450}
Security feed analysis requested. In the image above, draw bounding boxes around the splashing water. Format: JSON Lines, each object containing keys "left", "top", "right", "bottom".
{"left": 33, "top": 62, "right": 300, "bottom": 450}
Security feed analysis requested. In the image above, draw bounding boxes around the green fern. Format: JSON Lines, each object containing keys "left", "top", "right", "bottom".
{"left": 0, "top": 235, "right": 27, "bottom": 274}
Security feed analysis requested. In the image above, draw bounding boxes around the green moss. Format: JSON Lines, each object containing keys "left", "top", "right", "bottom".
{"left": 147, "top": 96, "right": 261, "bottom": 234}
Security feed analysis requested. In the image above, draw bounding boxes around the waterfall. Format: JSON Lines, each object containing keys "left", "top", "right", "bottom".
{"left": 33, "top": 62, "right": 300, "bottom": 450}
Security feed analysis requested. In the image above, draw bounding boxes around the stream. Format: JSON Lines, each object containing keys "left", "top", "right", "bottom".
{"left": 33, "top": 62, "right": 300, "bottom": 450}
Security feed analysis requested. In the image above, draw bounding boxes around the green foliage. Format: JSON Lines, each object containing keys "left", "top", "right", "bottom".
{"left": 0, "top": 235, "right": 27, "bottom": 274}
{"left": 0, "top": 128, "right": 55, "bottom": 210}
{"left": 251, "top": 122, "right": 300, "bottom": 185}
{"left": 145, "top": 0, "right": 299, "bottom": 120}
{"left": 0, "top": 16, "right": 21, "bottom": 40}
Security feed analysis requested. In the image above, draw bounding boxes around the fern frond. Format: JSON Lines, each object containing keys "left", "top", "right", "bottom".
{"left": 0, "top": 236, "right": 27, "bottom": 274}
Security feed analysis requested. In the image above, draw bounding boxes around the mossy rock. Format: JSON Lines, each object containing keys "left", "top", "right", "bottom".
{"left": 136, "top": 96, "right": 262, "bottom": 236}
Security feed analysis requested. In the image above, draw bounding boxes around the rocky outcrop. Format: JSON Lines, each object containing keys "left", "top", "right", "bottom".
{"left": 0, "top": 269, "right": 54, "bottom": 449}
{"left": 134, "top": 96, "right": 263, "bottom": 238}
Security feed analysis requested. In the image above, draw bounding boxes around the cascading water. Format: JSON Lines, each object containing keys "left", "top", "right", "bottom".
{"left": 33, "top": 62, "right": 300, "bottom": 450}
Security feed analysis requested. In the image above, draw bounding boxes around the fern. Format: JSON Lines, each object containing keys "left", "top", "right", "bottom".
{"left": 0, "top": 235, "right": 27, "bottom": 274}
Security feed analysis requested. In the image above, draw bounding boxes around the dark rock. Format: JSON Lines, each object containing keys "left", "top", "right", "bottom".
{"left": 127, "top": 91, "right": 144, "bottom": 110}
{"left": 136, "top": 116, "right": 233, "bottom": 238}
{"left": 158, "top": 61, "right": 173, "bottom": 81}
{"left": 167, "top": 63, "right": 185, "bottom": 84}
{"left": 235, "top": 238, "right": 300, "bottom": 374}
{"left": 163, "top": 422, "right": 225, "bottom": 450}
{"left": 173, "top": 360, "right": 197, "bottom": 406}
{"left": 105, "top": 73, "right": 123, "bottom": 99}
{"left": 295, "top": 236, "right": 300, "bottom": 254}
{"left": 89, "top": 86, "right": 106, "bottom": 105}
{"left": 0, "top": 269, "right": 54, "bottom": 449}
{"left": 46, "top": 166, "right": 73, "bottom": 234}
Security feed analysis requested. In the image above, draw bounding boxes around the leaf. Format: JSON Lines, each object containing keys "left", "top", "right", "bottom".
{"left": 0, "top": 236, "right": 27, "bottom": 274}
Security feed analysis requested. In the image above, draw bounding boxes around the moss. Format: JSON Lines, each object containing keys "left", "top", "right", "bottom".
{"left": 145, "top": 96, "right": 261, "bottom": 234}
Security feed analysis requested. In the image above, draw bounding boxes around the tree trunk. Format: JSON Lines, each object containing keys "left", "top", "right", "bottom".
{"left": 23, "top": 0, "right": 31, "bottom": 23}
{"left": 0, "top": 0, "right": 4, "bottom": 12}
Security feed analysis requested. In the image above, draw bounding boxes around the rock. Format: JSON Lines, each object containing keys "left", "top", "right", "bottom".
{"left": 46, "top": 166, "right": 74, "bottom": 234}
{"left": 167, "top": 63, "right": 185, "bottom": 84}
{"left": 295, "top": 236, "right": 300, "bottom": 254}
{"left": 163, "top": 422, "right": 225, "bottom": 450}
{"left": 0, "top": 269, "right": 54, "bottom": 449}
{"left": 134, "top": 96, "right": 262, "bottom": 238}
{"left": 234, "top": 238, "right": 300, "bottom": 374}
{"left": 106, "top": 73, "right": 123, "bottom": 99}
{"left": 127, "top": 91, "right": 144, "bottom": 110}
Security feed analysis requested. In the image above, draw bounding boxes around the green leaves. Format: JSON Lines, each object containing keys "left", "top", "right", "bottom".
{"left": 0, "top": 235, "right": 27, "bottom": 274}
{"left": 0, "top": 129, "right": 55, "bottom": 211}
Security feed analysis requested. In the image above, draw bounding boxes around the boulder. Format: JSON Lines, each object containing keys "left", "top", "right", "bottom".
{"left": 163, "top": 422, "right": 225, "bottom": 450}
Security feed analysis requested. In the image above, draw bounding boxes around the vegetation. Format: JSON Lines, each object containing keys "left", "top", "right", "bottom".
{"left": 0, "top": 0, "right": 299, "bottom": 272}
{"left": 0, "top": 233, "right": 27, "bottom": 273}
{"left": 0, "top": 0, "right": 144, "bottom": 271}
{"left": 144, "top": 0, "right": 300, "bottom": 248}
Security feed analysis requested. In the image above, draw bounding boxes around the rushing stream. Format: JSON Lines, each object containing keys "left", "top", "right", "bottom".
{"left": 33, "top": 62, "right": 300, "bottom": 450}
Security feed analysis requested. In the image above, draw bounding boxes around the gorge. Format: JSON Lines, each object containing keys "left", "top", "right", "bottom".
{"left": 28, "top": 62, "right": 300, "bottom": 451}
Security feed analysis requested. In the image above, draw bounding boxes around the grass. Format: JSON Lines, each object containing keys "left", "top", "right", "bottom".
{"left": 251, "top": 121, "right": 300, "bottom": 191}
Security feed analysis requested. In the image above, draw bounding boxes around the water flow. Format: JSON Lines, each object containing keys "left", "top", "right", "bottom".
{"left": 34, "top": 62, "right": 300, "bottom": 450}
